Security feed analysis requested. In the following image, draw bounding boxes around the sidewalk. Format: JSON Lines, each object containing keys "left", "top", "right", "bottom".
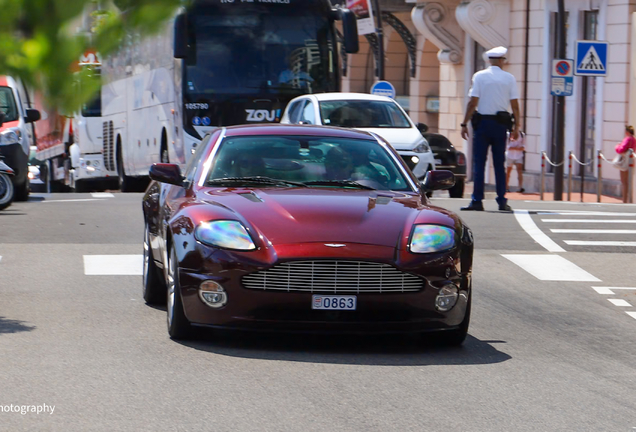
{"left": 462, "top": 182, "right": 624, "bottom": 204}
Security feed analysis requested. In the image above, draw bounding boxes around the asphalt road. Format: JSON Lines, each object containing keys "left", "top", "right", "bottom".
{"left": 1, "top": 193, "right": 635, "bottom": 431}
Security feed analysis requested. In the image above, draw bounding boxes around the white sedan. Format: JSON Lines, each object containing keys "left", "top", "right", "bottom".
{"left": 280, "top": 93, "right": 436, "bottom": 179}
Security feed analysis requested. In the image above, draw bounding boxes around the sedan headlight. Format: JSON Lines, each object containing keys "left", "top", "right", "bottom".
{"left": 409, "top": 225, "right": 456, "bottom": 253}
{"left": 413, "top": 141, "right": 430, "bottom": 153}
{"left": 195, "top": 220, "right": 256, "bottom": 251}
{"left": 0, "top": 129, "right": 20, "bottom": 145}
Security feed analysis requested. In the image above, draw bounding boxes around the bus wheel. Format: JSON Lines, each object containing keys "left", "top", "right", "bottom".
{"left": 117, "top": 140, "right": 133, "bottom": 193}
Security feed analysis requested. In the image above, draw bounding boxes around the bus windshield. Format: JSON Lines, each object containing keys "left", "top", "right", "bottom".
{"left": 185, "top": 11, "right": 336, "bottom": 97}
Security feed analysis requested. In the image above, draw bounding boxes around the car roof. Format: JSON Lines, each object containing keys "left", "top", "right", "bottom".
{"left": 223, "top": 124, "right": 376, "bottom": 140}
{"left": 305, "top": 92, "right": 395, "bottom": 103}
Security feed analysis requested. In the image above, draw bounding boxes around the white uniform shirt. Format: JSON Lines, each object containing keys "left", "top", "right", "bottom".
{"left": 468, "top": 66, "right": 520, "bottom": 115}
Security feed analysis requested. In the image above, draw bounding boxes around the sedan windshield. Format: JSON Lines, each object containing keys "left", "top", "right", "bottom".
{"left": 207, "top": 135, "right": 413, "bottom": 191}
{"left": 319, "top": 100, "right": 411, "bottom": 128}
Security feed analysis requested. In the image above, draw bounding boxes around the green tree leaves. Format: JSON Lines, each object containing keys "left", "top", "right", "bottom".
{"left": 0, "top": 0, "right": 182, "bottom": 112}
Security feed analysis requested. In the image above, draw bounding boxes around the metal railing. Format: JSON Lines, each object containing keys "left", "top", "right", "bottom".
{"left": 540, "top": 148, "right": 634, "bottom": 202}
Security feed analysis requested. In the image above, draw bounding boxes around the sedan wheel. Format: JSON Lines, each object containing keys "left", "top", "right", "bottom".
{"left": 167, "top": 246, "right": 193, "bottom": 339}
{"left": 143, "top": 224, "right": 166, "bottom": 305}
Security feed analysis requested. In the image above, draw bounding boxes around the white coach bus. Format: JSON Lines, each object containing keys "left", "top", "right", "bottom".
{"left": 100, "top": 0, "right": 358, "bottom": 191}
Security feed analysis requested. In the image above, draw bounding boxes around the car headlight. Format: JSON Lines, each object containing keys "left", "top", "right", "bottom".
{"left": 413, "top": 141, "right": 430, "bottom": 153}
{"left": 409, "top": 225, "right": 456, "bottom": 253}
{"left": 0, "top": 130, "right": 20, "bottom": 145}
{"left": 195, "top": 220, "right": 256, "bottom": 251}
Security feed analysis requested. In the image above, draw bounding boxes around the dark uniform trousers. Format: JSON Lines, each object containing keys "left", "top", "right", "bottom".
{"left": 471, "top": 117, "right": 508, "bottom": 205}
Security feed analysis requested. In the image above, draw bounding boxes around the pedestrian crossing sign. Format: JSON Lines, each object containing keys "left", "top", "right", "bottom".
{"left": 575, "top": 40, "right": 608, "bottom": 76}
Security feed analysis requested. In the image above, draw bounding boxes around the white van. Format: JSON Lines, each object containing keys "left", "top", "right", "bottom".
{"left": 0, "top": 76, "right": 40, "bottom": 200}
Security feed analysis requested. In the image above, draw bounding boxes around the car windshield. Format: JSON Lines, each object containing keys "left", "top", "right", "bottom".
{"left": 319, "top": 100, "right": 412, "bottom": 128}
{"left": 0, "top": 86, "right": 19, "bottom": 122}
{"left": 207, "top": 135, "right": 412, "bottom": 191}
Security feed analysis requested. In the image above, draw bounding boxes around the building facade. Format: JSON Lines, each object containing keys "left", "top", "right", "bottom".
{"left": 340, "top": 0, "right": 636, "bottom": 197}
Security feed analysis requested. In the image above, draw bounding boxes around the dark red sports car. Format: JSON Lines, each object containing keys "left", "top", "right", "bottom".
{"left": 142, "top": 124, "right": 474, "bottom": 344}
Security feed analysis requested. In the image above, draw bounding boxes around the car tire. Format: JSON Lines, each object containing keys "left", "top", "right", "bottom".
{"left": 143, "top": 224, "right": 166, "bottom": 305}
{"left": 14, "top": 179, "right": 29, "bottom": 201}
{"left": 448, "top": 178, "right": 465, "bottom": 198}
{"left": 167, "top": 245, "right": 193, "bottom": 340}
{"left": 0, "top": 173, "right": 14, "bottom": 210}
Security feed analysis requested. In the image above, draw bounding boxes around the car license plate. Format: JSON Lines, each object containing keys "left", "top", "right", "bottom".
{"left": 312, "top": 295, "right": 356, "bottom": 310}
{"left": 435, "top": 159, "right": 442, "bottom": 165}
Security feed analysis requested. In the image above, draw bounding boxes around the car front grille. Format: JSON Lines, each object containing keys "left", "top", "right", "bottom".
{"left": 400, "top": 155, "right": 417, "bottom": 171}
{"left": 242, "top": 261, "right": 424, "bottom": 293}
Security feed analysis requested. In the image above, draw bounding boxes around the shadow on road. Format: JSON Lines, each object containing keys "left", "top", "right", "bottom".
{"left": 0, "top": 317, "right": 36, "bottom": 334}
{"left": 178, "top": 330, "right": 511, "bottom": 366}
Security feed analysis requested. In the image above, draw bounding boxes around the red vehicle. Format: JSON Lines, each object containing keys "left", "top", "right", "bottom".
{"left": 142, "top": 124, "right": 474, "bottom": 345}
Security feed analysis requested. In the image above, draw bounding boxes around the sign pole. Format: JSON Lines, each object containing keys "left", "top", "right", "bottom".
{"left": 371, "top": 0, "right": 384, "bottom": 80}
{"left": 554, "top": 0, "right": 566, "bottom": 200}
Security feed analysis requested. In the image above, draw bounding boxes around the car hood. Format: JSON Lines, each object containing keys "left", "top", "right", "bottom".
{"left": 197, "top": 188, "right": 456, "bottom": 247}
{"left": 355, "top": 127, "right": 425, "bottom": 151}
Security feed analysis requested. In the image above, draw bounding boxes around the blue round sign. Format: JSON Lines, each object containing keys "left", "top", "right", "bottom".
{"left": 370, "top": 81, "right": 396, "bottom": 99}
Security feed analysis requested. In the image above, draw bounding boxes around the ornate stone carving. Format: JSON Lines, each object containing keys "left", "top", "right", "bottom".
{"left": 455, "top": 0, "right": 510, "bottom": 50}
{"left": 411, "top": 2, "right": 464, "bottom": 65}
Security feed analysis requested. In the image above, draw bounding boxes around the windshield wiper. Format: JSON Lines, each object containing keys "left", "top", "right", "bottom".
{"left": 207, "top": 176, "right": 307, "bottom": 188}
{"left": 302, "top": 180, "right": 376, "bottom": 190}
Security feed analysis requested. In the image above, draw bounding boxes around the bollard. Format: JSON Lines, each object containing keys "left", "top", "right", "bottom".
{"left": 597, "top": 150, "right": 602, "bottom": 203}
{"left": 628, "top": 149, "right": 634, "bottom": 204}
{"left": 540, "top": 151, "right": 545, "bottom": 201}
{"left": 567, "top": 151, "right": 572, "bottom": 201}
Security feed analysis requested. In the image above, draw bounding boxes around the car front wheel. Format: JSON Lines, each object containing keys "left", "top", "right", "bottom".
{"left": 167, "top": 245, "right": 193, "bottom": 339}
{"left": 143, "top": 224, "right": 166, "bottom": 305}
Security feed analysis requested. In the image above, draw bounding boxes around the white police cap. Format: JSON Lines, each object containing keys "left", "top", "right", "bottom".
{"left": 486, "top": 46, "right": 507, "bottom": 58}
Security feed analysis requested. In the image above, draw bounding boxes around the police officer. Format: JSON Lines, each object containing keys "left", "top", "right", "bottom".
{"left": 460, "top": 46, "right": 521, "bottom": 212}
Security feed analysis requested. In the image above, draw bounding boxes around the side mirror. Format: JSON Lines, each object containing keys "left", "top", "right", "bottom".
{"left": 422, "top": 170, "right": 455, "bottom": 191}
{"left": 416, "top": 122, "right": 428, "bottom": 134}
{"left": 149, "top": 163, "right": 183, "bottom": 186}
{"left": 174, "top": 13, "right": 188, "bottom": 59}
{"left": 25, "top": 109, "right": 41, "bottom": 123}
{"left": 338, "top": 9, "right": 359, "bottom": 54}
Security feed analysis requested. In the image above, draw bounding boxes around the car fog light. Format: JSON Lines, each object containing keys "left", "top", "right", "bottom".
{"left": 435, "top": 284, "right": 459, "bottom": 312}
{"left": 199, "top": 281, "right": 227, "bottom": 308}
{"left": 411, "top": 156, "right": 420, "bottom": 164}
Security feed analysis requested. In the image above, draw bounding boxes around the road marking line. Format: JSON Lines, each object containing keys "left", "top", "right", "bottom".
{"left": 536, "top": 211, "right": 636, "bottom": 216}
{"left": 84, "top": 255, "right": 143, "bottom": 275}
{"left": 591, "top": 286, "right": 636, "bottom": 295}
{"left": 564, "top": 240, "right": 636, "bottom": 246}
{"left": 91, "top": 192, "right": 114, "bottom": 198}
{"left": 513, "top": 210, "right": 565, "bottom": 252}
{"left": 608, "top": 299, "right": 632, "bottom": 307}
{"left": 502, "top": 254, "right": 600, "bottom": 281}
{"left": 627, "top": 312, "right": 636, "bottom": 320}
{"left": 542, "top": 219, "right": 636, "bottom": 223}
{"left": 550, "top": 229, "right": 636, "bottom": 234}
{"left": 42, "top": 198, "right": 107, "bottom": 203}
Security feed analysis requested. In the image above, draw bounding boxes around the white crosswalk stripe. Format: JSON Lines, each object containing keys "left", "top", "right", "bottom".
{"left": 521, "top": 209, "right": 636, "bottom": 251}
{"left": 83, "top": 255, "right": 143, "bottom": 275}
